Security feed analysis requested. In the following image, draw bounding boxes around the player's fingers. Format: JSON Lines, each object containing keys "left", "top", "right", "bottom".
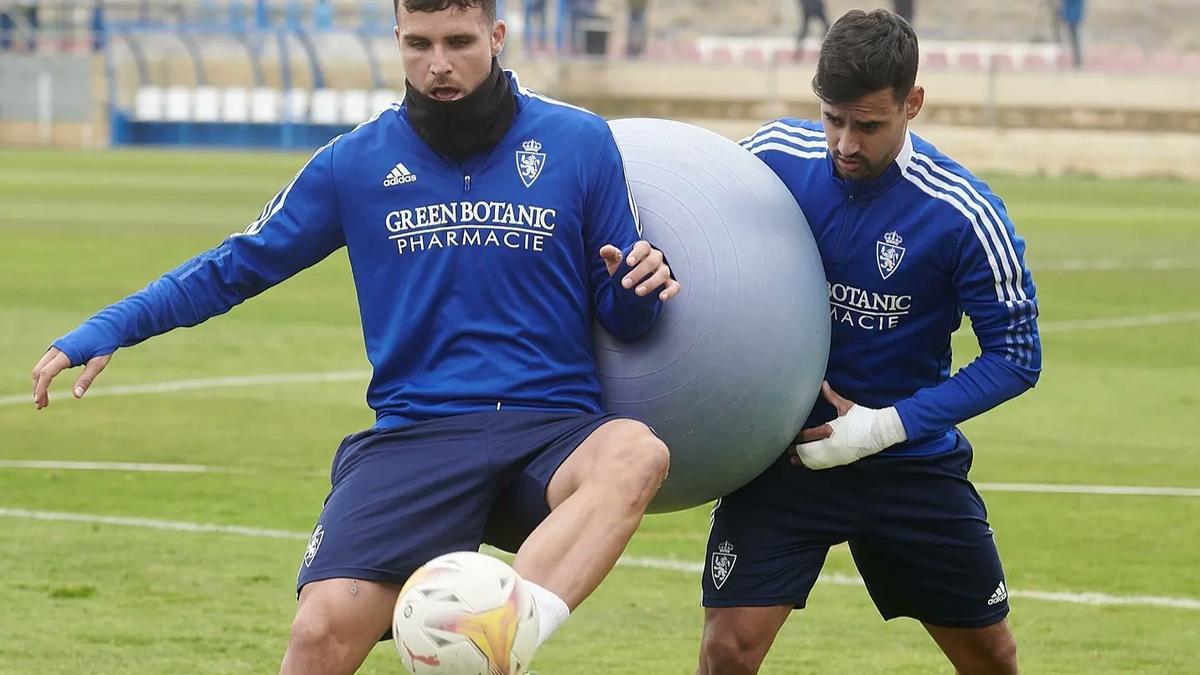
{"left": 659, "top": 278, "right": 682, "bottom": 302}
{"left": 31, "top": 350, "right": 57, "bottom": 391}
{"left": 33, "top": 352, "right": 70, "bottom": 410}
{"left": 621, "top": 248, "right": 663, "bottom": 289}
{"left": 598, "top": 244, "right": 622, "bottom": 261}
{"left": 598, "top": 244, "right": 623, "bottom": 276}
{"left": 625, "top": 240, "right": 652, "bottom": 267}
{"left": 798, "top": 424, "right": 832, "bottom": 443}
{"left": 792, "top": 438, "right": 830, "bottom": 468}
{"left": 73, "top": 354, "right": 112, "bottom": 399}
{"left": 796, "top": 437, "right": 841, "bottom": 470}
{"left": 634, "top": 264, "right": 672, "bottom": 297}
{"left": 34, "top": 370, "right": 52, "bottom": 409}
{"left": 821, "top": 381, "right": 854, "bottom": 415}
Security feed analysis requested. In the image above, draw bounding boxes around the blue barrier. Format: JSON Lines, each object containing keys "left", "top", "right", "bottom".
{"left": 111, "top": 109, "right": 352, "bottom": 149}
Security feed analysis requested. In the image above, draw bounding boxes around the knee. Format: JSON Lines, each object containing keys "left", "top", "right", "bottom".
{"left": 629, "top": 431, "right": 671, "bottom": 486}
{"left": 987, "top": 633, "right": 1018, "bottom": 671}
{"left": 701, "top": 634, "right": 762, "bottom": 675}
{"left": 287, "top": 609, "right": 348, "bottom": 668}
{"left": 962, "top": 627, "right": 1018, "bottom": 674}
{"left": 599, "top": 421, "right": 670, "bottom": 504}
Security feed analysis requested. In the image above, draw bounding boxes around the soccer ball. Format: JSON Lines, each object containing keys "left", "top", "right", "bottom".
{"left": 393, "top": 551, "right": 540, "bottom": 675}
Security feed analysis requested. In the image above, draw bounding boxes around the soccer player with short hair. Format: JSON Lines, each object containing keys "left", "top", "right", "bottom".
{"left": 31, "top": 1, "right": 680, "bottom": 673}
{"left": 697, "top": 10, "right": 1041, "bottom": 675}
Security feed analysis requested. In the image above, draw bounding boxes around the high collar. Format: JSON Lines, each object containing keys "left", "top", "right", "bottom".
{"left": 828, "top": 130, "right": 914, "bottom": 200}
{"left": 402, "top": 59, "right": 517, "bottom": 162}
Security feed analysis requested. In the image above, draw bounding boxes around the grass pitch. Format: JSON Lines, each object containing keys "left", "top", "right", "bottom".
{"left": 1, "top": 148, "right": 1198, "bottom": 673}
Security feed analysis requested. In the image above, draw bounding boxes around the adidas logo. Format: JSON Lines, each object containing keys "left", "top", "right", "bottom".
{"left": 383, "top": 162, "right": 418, "bottom": 187}
{"left": 987, "top": 581, "right": 1008, "bottom": 606}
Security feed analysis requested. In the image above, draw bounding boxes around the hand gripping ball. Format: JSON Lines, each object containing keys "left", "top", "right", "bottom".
{"left": 598, "top": 118, "right": 830, "bottom": 513}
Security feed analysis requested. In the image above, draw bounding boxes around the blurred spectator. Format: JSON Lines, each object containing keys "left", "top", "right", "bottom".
{"left": 893, "top": 0, "right": 914, "bottom": 25}
{"left": 22, "top": 0, "right": 36, "bottom": 51}
{"left": 1061, "top": 0, "right": 1085, "bottom": 69}
{"left": 795, "top": 0, "right": 829, "bottom": 48}
{"left": 90, "top": 0, "right": 107, "bottom": 51}
{"left": 1, "top": 1, "right": 40, "bottom": 52}
{"left": 627, "top": 0, "right": 649, "bottom": 57}
{"left": 524, "top": 0, "right": 548, "bottom": 54}
{"left": 0, "top": 10, "right": 13, "bottom": 51}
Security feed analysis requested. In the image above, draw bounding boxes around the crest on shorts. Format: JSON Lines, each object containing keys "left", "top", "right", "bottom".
{"left": 710, "top": 540, "right": 737, "bottom": 590}
{"left": 303, "top": 524, "right": 324, "bottom": 568}
{"left": 876, "top": 231, "right": 906, "bottom": 280}
{"left": 516, "top": 139, "right": 546, "bottom": 188}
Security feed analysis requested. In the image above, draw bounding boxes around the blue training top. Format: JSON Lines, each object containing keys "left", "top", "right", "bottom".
{"left": 742, "top": 119, "right": 1041, "bottom": 457}
{"left": 54, "top": 72, "right": 661, "bottom": 429}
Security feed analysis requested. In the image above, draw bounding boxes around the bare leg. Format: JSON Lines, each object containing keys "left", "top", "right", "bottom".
{"left": 279, "top": 578, "right": 401, "bottom": 675}
{"left": 696, "top": 605, "right": 793, "bottom": 675}
{"left": 511, "top": 419, "right": 669, "bottom": 608}
{"left": 923, "top": 619, "right": 1019, "bottom": 675}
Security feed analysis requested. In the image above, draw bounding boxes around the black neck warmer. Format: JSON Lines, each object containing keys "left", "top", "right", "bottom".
{"left": 404, "top": 59, "right": 516, "bottom": 161}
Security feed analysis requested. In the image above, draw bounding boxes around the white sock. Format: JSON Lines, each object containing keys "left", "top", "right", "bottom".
{"left": 523, "top": 579, "right": 571, "bottom": 647}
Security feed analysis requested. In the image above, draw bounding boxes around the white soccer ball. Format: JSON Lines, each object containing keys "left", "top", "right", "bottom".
{"left": 393, "top": 551, "right": 540, "bottom": 675}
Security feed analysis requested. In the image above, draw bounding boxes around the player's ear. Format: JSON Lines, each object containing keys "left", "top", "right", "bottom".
{"left": 491, "top": 20, "right": 507, "bottom": 57}
{"left": 905, "top": 85, "right": 925, "bottom": 121}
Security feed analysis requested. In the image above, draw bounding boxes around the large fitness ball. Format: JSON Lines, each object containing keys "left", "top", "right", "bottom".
{"left": 598, "top": 118, "right": 830, "bottom": 513}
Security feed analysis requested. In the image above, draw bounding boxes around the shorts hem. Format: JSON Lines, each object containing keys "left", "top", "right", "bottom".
{"left": 701, "top": 595, "right": 808, "bottom": 610}
{"left": 885, "top": 606, "right": 1010, "bottom": 629}
{"left": 296, "top": 566, "right": 413, "bottom": 595}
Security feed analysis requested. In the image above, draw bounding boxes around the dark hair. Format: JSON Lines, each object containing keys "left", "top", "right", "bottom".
{"left": 394, "top": 0, "right": 496, "bottom": 23}
{"left": 812, "top": 9, "right": 919, "bottom": 105}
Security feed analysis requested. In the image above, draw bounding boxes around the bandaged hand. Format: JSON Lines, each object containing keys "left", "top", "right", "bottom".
{"left": 790, "top": 382, "right": 907, "bottom": 470}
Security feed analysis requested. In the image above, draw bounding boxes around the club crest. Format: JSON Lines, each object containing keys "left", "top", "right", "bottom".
{"left": 516, "top": 139, "right": 546, "bottom": 188}
{"left": 876, "top": 231, "right": 906, "bottom": 279}
{"left": 303, "top": 524, "right": 324, "bottom": 568}
{"left": 710, "top": 540, "right": 737, "bottom": 590}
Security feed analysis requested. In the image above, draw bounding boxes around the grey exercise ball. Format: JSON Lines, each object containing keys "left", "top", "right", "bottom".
{"left": 598, "top": 118, "right": 830, "bottom": 513}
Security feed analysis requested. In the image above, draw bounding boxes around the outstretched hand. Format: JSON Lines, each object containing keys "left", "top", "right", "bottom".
{"left": 31, "top": 347, "right": 111, "bottom": 410}
{"left": 599, "top": 240, "right": 681, "bottom": 302}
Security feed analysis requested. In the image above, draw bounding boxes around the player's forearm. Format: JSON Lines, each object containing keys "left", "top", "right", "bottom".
{"left": 53, "top": 243, "right": 264, "bottom": 365}
{"left": 53, "top": 275, "right": 207, "bottom": 365}
{"left": 893, "top": 352, "right": 1039, "bottom": 441}
{"left": 594, "top": 279, "right": 662, "bottom": 343}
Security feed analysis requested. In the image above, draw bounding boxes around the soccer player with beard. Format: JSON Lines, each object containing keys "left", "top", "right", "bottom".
{"left": 31, "top": 1, "right": 680, "bottom": 672}
{"left": 697, "top": 10, "right": 1041, "bottom": 675}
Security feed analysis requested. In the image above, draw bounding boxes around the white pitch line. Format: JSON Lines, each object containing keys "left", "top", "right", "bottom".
{"left": 0, "top": 460, "right": 252, "bottom": 474}
{"left": 976, "top": 482, "right": 1200, "bottom": 498}
{"left": 0, "top": 370, "right": 370, "bottom": 407}
{"left": 1039, "top": 310, "right": 1200, "bottom": 333}
{"left": 1037, "top": 257, "right": 1200, "bottom": 272}
{"left": 0, "top": 507, "right": 307, "bottom": 541}
{"left": 1, "top": 507, "right": 1198, "bottom": 611}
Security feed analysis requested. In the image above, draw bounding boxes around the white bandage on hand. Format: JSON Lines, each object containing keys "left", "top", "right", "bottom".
{"left": 795, "top": 405, "right": 907, "bottom": 470}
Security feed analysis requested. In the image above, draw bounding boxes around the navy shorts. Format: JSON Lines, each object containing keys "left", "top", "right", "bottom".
{"left": 702, "top": 432, "right": 1009, "bottom": 628}
{"left": 296, "top": 409, "right": 628, "bottom": 593}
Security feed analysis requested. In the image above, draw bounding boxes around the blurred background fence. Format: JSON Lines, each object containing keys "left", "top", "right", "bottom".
{"left": 1, "top": 0, "right": 1198, "bottom": 177}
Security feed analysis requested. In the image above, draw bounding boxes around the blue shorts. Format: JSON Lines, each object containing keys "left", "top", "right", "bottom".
{"left": 702, "top": 432, "right": 1009, "bottom": 629}
{"left": 296, "top": 409, "right": 628, "bottom": 593}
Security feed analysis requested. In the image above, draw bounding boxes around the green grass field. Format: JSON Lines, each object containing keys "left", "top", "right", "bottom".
{"left": 1, "top": 148, "right": 1198, "bottom": 674}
